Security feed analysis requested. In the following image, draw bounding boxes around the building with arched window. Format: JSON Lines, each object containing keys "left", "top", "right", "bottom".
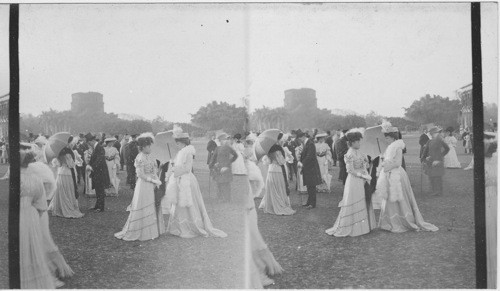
{"left": 456, "top": 83, "right": 472, "bottom": 130}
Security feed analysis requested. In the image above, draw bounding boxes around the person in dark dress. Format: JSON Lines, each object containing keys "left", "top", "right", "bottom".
{"left": 85, "top": 133, "right": 111, "bottom": 212}
{"left": 209, "top": 132, "right": 238, "bottom": 202}
{"left": 325, "top": 130, "right": 334, "bottom": 163}
{"left": 398, "top": 131, "right": 407, "bottom": 171}
{"left": 335, "top": 130, "right": 349, "bottom": 185}
{"left": 297, "top": 129, "right": 322, "bottom": 209}
{"left": 126, "top": 134, "right": 139, "bottom": 190}
{"left": 113, "top": 135, "right": 121, "bottom": 158}
{"left": 206, "top": 133, "right": 218, "bottom": 166}
{"left": 419, "top": 128, "right": 430, "bottom": 159}
{"left": 421, "top": 127, "right": 450, "bottom": 196}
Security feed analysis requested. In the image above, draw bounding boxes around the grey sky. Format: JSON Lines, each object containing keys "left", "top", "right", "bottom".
{"left": 0, "top": 3, "right": 496, "bottom": 122}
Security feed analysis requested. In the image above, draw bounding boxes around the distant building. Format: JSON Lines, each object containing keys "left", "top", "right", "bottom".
{"left": 284, "top": 88, "right": 318, "bottom": 129}
{"left": 456, "top": 83, "right": 472, "bottom": 130}
{"left": 284, "top": 88, "right": 317, "bottom": 112}
{"left": 71, "top": 92, "right": 104, "bottom": 115}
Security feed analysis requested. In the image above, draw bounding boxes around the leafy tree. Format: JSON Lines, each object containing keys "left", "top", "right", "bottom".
{"left": 404, "top": 94, "right": 460, "bottom": 129}
{"left": 365, "top": 111, "right": 384, "bottom": 127}
{"left": 191, "top": 101, "right": 248, "bottom": 134}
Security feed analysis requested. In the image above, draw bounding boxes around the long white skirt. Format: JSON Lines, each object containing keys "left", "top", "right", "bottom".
{"left": 105, "top": 160, "right": 120, "bottom": 196}
{"left": 115, "top": 177, "right": 165, "bottom": 241}
{"left": 20, "top": 203, "right": 55, "bottom": 289}
{"left": 167, "top": 173, "right": 227, "bottom": 238}
{"left": 444, "top": 146, "right": 461, "bottom": 168}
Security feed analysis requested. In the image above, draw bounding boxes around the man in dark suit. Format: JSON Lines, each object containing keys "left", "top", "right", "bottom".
{"left": 126, "top": 134, "right": 139, "bottom": 190}
{"left": 421, "top": 127, "right": 450, "bottom": 196}
{"left": 325, "top": 130, "right": 334, "bottom": 161}
{"left": 85, "top": 133, "right": 111, "bottom": 212}
{"left": 206, "top": 133, "right": 218, "bottom": 166}
{"left": 209, "top": 132, "right": 238, "bottom": 202}
{"left": 297, "top": 129, "right": 322, "bottom": 209}
{"left": 419, "top": 128, "right": 430, "bottom": 159}
{"left": 335, "top": 129, "right": 349, "bottom": 185}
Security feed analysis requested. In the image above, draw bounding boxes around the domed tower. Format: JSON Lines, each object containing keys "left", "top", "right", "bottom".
{"left": 71, "top": 92, "right": 104, "bottom": 115}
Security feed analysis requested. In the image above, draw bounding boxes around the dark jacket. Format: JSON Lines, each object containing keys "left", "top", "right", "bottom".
{"left": 300, "top": 138, "right": 322, "bottom": 187}
{"left": 89, "top": 143, "right": 111, "bottom": 189}
{"left": 419, "top": 133, "right": 430, "bottom": 158}
{"left": 209, "top": 144, "right": 238, "bottom": 183}
{"left": 127, "top": 141, "right": 139, "bottom": 166}
{"left": 421, "top": 137, "right": 450, "bottom": 177}
{"left": 335, "top": 136, "right": 349, "bottom": 182}
{"left": 206, "top": 139, "right": 218, "bottom": 165}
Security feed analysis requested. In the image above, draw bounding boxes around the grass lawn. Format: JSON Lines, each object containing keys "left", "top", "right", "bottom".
{"left": 258, "top": 134, "right": 475, "bottom": 289}
{"left": 0, "top": 134, "right": 476, "bottom": 288}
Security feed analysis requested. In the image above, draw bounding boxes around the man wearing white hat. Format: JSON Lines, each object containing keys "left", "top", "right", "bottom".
{"left": 209, "top": 132, "right": 238, "bottom": 202}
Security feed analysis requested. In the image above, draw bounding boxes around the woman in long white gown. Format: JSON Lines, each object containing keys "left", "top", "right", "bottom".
{"left": 20, "top": 145, "right": 60, "bottom": 289}
{"left": 245, "top": 172, "right": 283, "bottom": 288}
{"left": 315, "top": 133, "right": 333, "bottom": 193}
{"left": 48, "top": 147, "right": 84, "bottom": 219}
{"left": 259, "top": 142, "right": 295, "bottom": 216}
{"left": 374, "top": 122, "right": 438, "bottom": 233}
{"left": 231, "top": 133, "right": 248, "bottom": 175}
{"left": 115, "top": 133, "right": 165, "bottom": 241}
{"left": 162, "top": 129, "right": 227, "bottom": 238}
{"left": 326, "top": 131, "right": 375, "bottom": 237}
{"left": 104, "top": 138, "right": 121, "bottom": 196}
{"left": 443, "top": 128, "right": 461, "bottom": 168}
{"left": 485, "top": 136, "right": 497, "bottom": 289}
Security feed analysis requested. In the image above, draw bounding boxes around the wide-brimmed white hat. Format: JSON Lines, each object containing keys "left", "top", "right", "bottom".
{"left": 104, "top": 137, "right": 117, "bottom": 143}
{"left": 315, "top": 133, "right": 328, "bottom": 139}
{"left": 172, "top": 125, "right": 189, "bottom": 139}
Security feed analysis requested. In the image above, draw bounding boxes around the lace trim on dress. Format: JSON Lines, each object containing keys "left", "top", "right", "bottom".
{"left": 123, "top": 221, "right": 159, "bottom": 233}
{"left": 336, "top": 216, "right": 368, "bottom": 229}
{"left": 340, "top": 197, "right": 365, "bottom": 208}
{"left": 129, "top": 211, "right": 156, "bottom": 223}
{"left": 129, "top": 202, "right": 155, "bottom": 212}
{"left": 337, "top": 207, "right": 367, "bottom": 220}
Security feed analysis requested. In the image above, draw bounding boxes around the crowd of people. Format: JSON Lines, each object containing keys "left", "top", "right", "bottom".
{"left": 17, "top": 120, "right": 497, "bottom": 289}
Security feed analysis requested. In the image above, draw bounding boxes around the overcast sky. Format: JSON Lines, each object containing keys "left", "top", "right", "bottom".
{"left": 0, "top": 3, "right": 497, "bottom": 122}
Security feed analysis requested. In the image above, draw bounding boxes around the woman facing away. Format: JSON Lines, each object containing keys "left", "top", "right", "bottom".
{"left": 443, "top": 127, "right": 462, "bottom": 169}
{"left": 115, "top": 133, "right": 165, "bottom": 241}
{"left": 484, "top": 134, "right": 497, "bottom": 289}
{"left": 243, "top": 133, "right": 265, "bottom": 198}
{"left": 259, "top": 135, "right": 296, "bottom": 216}
{"left": 104, "top": 137, "right": 121, "bottom": 196}
{"left": 326, "top": 130, "right": 375, "bottom": 237}
{"left": 245, "top": 169, "right": 283, "bottom": 288}
{"left": 48, "top": 142, "right": 84, "bottom": 219}
{"left": 162, "top": 128, "right": 227, "bottom": 238}
{"left": 375, "top": 122, "right": 438, "bottom": 233}
{"left": 231, "top": 133, "right": 248, "bottom": 176}
{"left": 20, "top": 143, "right": 68, "bottom": 289}
{"left": 315, "top": 133, "right": 333, "bottom": 193}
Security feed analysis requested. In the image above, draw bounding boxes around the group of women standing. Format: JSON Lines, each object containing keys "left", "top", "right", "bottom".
{"left": 326, "top": 122, "right": 438, "bottom": 237}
